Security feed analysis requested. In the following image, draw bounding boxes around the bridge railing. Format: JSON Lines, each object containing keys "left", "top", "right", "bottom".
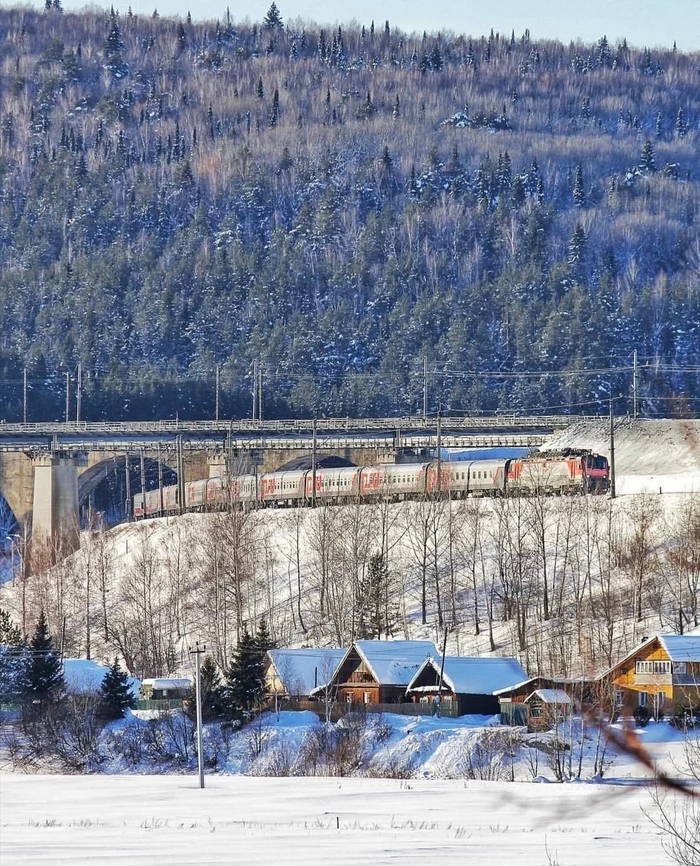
{"left": 0, "top": 414, "right": 588, "bottom": 436}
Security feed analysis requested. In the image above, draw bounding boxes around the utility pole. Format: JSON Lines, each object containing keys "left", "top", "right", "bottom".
{"left": 157, "top": 444, "right": 164, "bottom": 516}
{"left": 258, "top": 363, "right": 263, "bottom": 422}
{"left": 254, "top": 361, "right": 258, "bottom": 420}
{"left": 311, "top": 418, "right": 317, "bottom": 508}
{"left": 124, "top": 455, "right": 132, "bottom": 519}
{"left": 65, "top": 372, "right": 70, "bottom": 423}
{"left": 189, "top": 642, "right": 206, "bottom": 789}
{"left": 177, "top": 434, "right": 185, "bottom": 513}
{"left": 609, "top": 396, "right": 616, "bottom": 500}
{"left": 215, "top": 365, "right": 220, "bottom": 421}
{"left": 436, "top": 408, "right": 443, "bottom": 497}
{"left": 435, "top": 626, "right": 449, "bottom": 718}
{"left": 76, "top": 362, "right": 82, "bottom": 422}
{"left": 23, "top": 367, "right": 28, "bottom": 424}
{"left": 140, "top": 449, "right": 146, "bottom": 506}
{"left": 423, "top": 356, "right": 428, "bottom": 420}
{"left": 632, "top": 349, "right": 638, "bottom": 420}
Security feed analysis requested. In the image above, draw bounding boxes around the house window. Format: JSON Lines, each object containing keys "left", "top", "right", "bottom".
{"left": 615, "top": 690, "right": 625, "bottom": 707}
{"left": 420, "top": 696, "right": 430, "bottom": 705}
{"left": 363, "top": 692, "right": 371, "bottom": 704}
{"left": 638, "top": 692, "right": 648, "bottom": 708}
{"left": 635, "top": 660, "right": 671, "bottom": 675}
{"left": 673, "top": 662, "right": 687, "bottom": 674}
{"left": 531, "top": 705, "right": 542, "bottom": 718}
{"left": 346, "top": 693, "right": 354, "bottom": 704}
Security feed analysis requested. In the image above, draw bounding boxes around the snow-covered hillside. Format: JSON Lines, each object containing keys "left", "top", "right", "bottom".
{"left": 548, "top": 418, "right": 700, "bottom": 493}
{"left": 1, "top": 420, "right": 698, "bottom": 684}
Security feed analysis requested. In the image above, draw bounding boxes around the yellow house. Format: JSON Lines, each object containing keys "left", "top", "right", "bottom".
{"left": 600, "top": 634, "right": 700, "bottom": 718}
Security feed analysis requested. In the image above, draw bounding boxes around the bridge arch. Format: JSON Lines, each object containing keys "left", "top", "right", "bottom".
{"left": 78, "top": 455, "right": 177, "bottom": 525}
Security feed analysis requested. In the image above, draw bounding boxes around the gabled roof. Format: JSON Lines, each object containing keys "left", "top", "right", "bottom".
{"left": 319, "top": 640, "right": 438, "bottom": 690}
{"left": 406, "top": 655, "right": 528, "bottom": 696}
{"left": 599, "top": 633, "right": 700, "bottom": 679}
{"left": 267, "top": 648, "right": 346, "bottom": 695}
{"left": 353, "top": 640, "right": 438, "bottom": 686}
{"left": 526, "top": 689, "right": 572, "bottom": 705}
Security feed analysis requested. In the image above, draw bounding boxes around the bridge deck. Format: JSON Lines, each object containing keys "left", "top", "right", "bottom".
{"left": 0, "top": 415, "right": 586, "bottom": 452}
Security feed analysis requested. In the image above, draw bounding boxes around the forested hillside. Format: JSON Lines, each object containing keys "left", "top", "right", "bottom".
{"left": 0, "top": 5, "right": 698, "bottom": 420}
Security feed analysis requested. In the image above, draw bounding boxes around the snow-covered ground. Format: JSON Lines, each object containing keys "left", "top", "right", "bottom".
{"left": 0, "top": 774, "right": 671, "bottom": 865}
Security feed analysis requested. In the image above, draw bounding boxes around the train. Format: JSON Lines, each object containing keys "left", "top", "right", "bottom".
{"left": 133, "top": 449, "right": 610, "bottom": 518}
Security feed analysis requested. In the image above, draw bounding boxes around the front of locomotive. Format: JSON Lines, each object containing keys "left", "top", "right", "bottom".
{"left": 583, "top": 453, "right": 610, "bottom": 493}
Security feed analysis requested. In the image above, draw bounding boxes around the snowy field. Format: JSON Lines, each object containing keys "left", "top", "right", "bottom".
{"left": 0, "top": 774, "right": 670, "bottom": 866}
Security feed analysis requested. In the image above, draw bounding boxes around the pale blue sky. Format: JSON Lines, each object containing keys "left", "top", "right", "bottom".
{"left": 10, "top": 0, "right": 700, "bottom": 50}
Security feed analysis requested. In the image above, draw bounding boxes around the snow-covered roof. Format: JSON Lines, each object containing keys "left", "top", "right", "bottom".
{"left": 63, "top": 659, "right": 140, "bottom": 696}
{"left": 658, "top": 635, "right": 700, "bottom": 662}
{"left": 353, "top": 640, "right": 439, "bottom": 686}
{"left": 267, "top": 648, "right": 346, "bottom": 695}
{"left": 141, "top": 677, "right": 192, "bottom": 690}
{"left": 526, "top": 689, "right": 572, "bottom": 705}
{"left": 407, "top": 656, "right": 528, "bottom": 696}
{"left": 492, "top": 676, "right": 544, "bottom": 696}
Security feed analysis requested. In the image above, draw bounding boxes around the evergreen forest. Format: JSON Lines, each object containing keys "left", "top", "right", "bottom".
{"left": 0, "top": 4, "right": 698, "bottom": 420}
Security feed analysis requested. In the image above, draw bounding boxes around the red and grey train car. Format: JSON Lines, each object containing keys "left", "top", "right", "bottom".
{"left": 134, "top": 449, "right": 609, "bottom": 518}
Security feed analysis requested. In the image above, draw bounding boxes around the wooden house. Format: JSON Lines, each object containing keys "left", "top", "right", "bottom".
{"left": 318, "top": 640, "right": 438, "bottom": 706}
{"left": 599, "top": 634, "right": 700, "bottom": 719}
{"left": 494, "top": 675, "right": 595, "bottom": 725}
{"left": 405, "top": 656, "right": 528, "bottom": 716}
{"left": 265, "top": 648, "right": 346, "bottom": 699}
{"left": 523, "top": 689, "right": 573, "bottom": 732}
{"left": 139, "top": 677, "right": 191, "bottom": 701}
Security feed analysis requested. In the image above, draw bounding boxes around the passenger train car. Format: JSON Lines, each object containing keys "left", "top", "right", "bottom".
{"left": 133, "top": 449, "right": 609, "bottom": 518}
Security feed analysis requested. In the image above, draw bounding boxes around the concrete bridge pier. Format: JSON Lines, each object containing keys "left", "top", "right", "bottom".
{"left": 32, "top": 455, "right": 80, "bottom": 553}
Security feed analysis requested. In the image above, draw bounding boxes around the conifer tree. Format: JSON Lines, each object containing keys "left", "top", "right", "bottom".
{"left": 0, "top": 608, "right": 28, "bottom": 705}
{"left": 224, "top": 626, "right": 266, "bottom": 713}
{"left": 640, "top": 140, "right": 656, "bottom": 172}
{"left": 26, "top": 611, "right": 64, "bottom": 705}
{"left": 262, "top": 2, "right": 283, "bottom": 30}
{"left": 676, "top": 108, "right": 686, "bottom": 138}
{"left": 568, "top": 222, "right": 587, "bottom": 269}
{"left": 573, "top": 163, "right": 585, "bottom": 207}
{"left": 99, "top": 658, "right": 135, "bottom": 719}
{"left": 188, "top": 655, "right": 225, "bottom": 721}
{"left": 254, "top": 616, "right": 275, "bottom": 654}
{"left": 356, "top": 553, "right": 396, "bottom": 639}
{"left": 269, "top": 88, "right": 280, "bottom": 127}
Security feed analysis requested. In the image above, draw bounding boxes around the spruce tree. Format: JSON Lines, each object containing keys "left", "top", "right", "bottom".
{"left": 26, "top": 611, "right": 64, "bottom": 705}
{"left": 0, "top": 608, "right": 28, "bottom": 705}
{"left": 254, "top": 616, "right": 275, "bottom": 654}
{"left": 640, "top": 140, "right": 656, "bottom": 172}
{"left": 573, "top": 163, "right": 585, "bottom": 207}
{"left": 356, "top": 553, "right": 396, "bottom": 639}
{"left": 262, "top": 2, "right": 283, "bottom": 30}
{"left": 195, "top": 655, "right": 225, "bottom": 721}
{"left": 224, "top": 627, "right": 267, "bottom": 713}
{"left": 99, "top": 658, "right": 135, "bottom": 720}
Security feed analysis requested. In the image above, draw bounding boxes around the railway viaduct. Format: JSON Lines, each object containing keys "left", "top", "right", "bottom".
{"left": 0, "top": 415, "right": 579, "bottom": 552}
